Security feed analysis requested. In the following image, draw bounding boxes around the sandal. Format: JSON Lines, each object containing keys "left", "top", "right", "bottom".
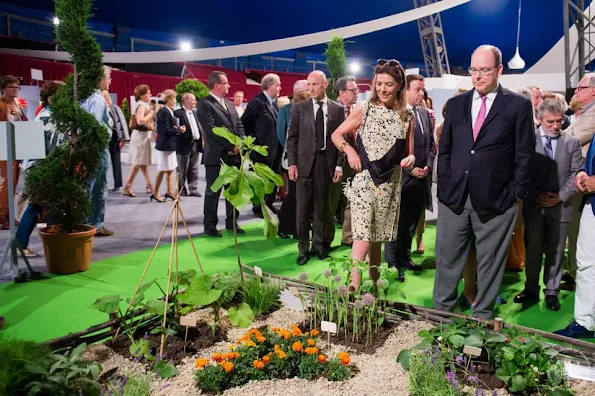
{"left": 122, "top": 183, "right": 135, "bottom": 197}
{"left": 348, "top": 268, "right": 361, "bottom": 293}
{"left": 146, "top": 184, "right": 153, "bottom": 194}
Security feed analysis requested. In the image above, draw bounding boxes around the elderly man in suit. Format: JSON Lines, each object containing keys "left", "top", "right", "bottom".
{"left": 175, "top": 92, "right": 203, "bottom": 197}
{"left": 384, "top": 74, "right": 435, "bottom": 282}
{"left": 433, "top": 45, "right": 535, "bottom": 319}
{"left": 287, "top": 70, "right": 345, "bottom": 265}
{"left": 513, "top": 100, "right": 582, "bottom": 311}
{"left": 197, "top": 71, "right": 245, "bottom": 237}
{"left": 242, "top": 73, "right": 282, "bottom": 217}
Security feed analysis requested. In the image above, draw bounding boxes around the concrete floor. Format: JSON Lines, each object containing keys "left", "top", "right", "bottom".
{"left": 0, "top": 145, "right": 438, "bottom": 280}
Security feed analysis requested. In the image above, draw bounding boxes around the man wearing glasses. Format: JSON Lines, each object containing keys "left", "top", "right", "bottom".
{"left": 433, "top": 45, "right": 535, "bottom": 319}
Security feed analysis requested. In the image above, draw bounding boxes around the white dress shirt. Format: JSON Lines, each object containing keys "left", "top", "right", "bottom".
{"left": 184, "top": 106, "right": 201, "bottom": 140}
{"left": 471, "top": 88, "right": 498, "bottom": 127}
{"left": 311, "top": 97, "right": 342, "bottom": 173}
{"left": 406, "top": 103, "right": 425, "bottom": 135}
{"left": 210, "top": 92, "right": 227, "bottom": 111}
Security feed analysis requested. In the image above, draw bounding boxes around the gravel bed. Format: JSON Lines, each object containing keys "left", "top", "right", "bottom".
{"left": 83, "top": 307, "right": 595, "bottom": 396}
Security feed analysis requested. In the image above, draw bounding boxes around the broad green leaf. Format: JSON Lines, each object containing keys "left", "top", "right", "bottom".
{"left": 397, "top": 349, "right": 411, "bottom": 370}
{"left": 245, "top": 171, "right": 266, "bottom": 203}
{"left": 243, "top": 136, "right": 256, "bottom": 147}
{"left": 127, "top": 292, "right": 145, "bottom": 307}
{"left": 89, "top": 364, "right": 101, "bottom": 379}
{"left": 448, "top": 334, "right": 464, "bottom": 348}
{"left": 251, "top": 144, "right": 268, "bottom": 157}
{"left": 144, "top": 299, "right": 166, "bottom": 316}
{"left": 154, "top": 359, "right": 178, "bottom": 378}
{"left": 485, "top": 331, "right": 508, "bottom": 344}
{"left": 70, "top": 342, "right": 87, "bottom": 360}
{"left": 90, "top": 294, "right": 122, "bottom": 314}
{"left": 177, "top": 276, "right": 222, "bottom": 307}
{"left": 253, "top": 162, "right": 283, "bottom": 187}
{"left": 138, "top": 278, "right": 158, "bottom": 294}
{"left": 177, "top": 269, "right": 197, "bottom": 287}
{"left": 130, "top": 338, "right": 151, "bottom": 357}
{"left": 548, "top": 365, "right": 563, "bottom": 387}
{"left": 211, "top": 163, "right": 240, "bottom": 193}
{"left": 417, "top": 329, "right": 431, "bottom": 338}
{"left": 414, "top": 340, "right": 432, "bottom": 350}
{"left": 227, "top": 302, "right": 255, "bottom": 328}
{"left": 224, "top": 174, "right": 254, "bottom": 209}
{"left": 150, "top": 327, "right": 162, "bottom": 335}
{"left": 261, "top": 202, "right": 279, "bottom": 241}
{"left": 510, "top": 374, "right": 527, "bottom": 392}
{"left": 212, "top": 126, "right": 241, "bottom": 147}
{"left": 463, "top": 333, "right": 484, "bottom": 347}
{"left": 543, "top": 347, "right": 559, "bottom": 357}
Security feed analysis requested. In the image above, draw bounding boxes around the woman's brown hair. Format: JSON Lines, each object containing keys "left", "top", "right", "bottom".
{"left": 292, "top": 90, "right": 310, "bottom": 104}
{"left": 369, "top": 59, "right": 406, "bottom": 110}
{"left": 40, "top": 81, "right": 64, "bottom": 107}
{"left": 134, "top": 84, "right": 150, "bottom": 101}
{"left": 0, "top": 75, "right": 19, "bottom": 90}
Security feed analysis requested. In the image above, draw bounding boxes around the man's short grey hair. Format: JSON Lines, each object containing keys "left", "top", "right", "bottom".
{"left": 335, "top": 76, "right": 357, "bottom": 95}
{"left": 182, "top": 92, "right": 195, "bottom": 101}
{"left": 585, "top": 73, "right": 595, "bottom": 87}
{"left": 293, "top": 79, "right": 308, "bottom": 93}
{"left": 103, "top": 65, "right": 111, "bottom": 76}
{"left": 472, "top": 45, "right": 502, "bottom": 67}
{"left": 538, "top": 99, "right": 566, "bottom": 118}
{"left": 261, "top": 73, "right": 280, "bottom": 90}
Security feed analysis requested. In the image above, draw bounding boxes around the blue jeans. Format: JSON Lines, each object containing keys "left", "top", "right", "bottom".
{"left": 16, "top": 203, "right": 42, "bottom": 249}
{"left": 87, "top": 149, "right": 109, "bottom": 231}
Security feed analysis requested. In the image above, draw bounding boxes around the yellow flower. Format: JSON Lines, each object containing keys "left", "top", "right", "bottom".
{"left": 292, "top": 341, "right": 303, "bottom": 352}
{"left": 307, "top": 339, "right": 316, "bottom": 347}
{"left": 245, "top": 340, "right": 256, "bottom": 347}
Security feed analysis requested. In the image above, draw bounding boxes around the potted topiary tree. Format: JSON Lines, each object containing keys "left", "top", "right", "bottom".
{"left": 324, "top": 36, "right": 348, "bottom": 100}
{"left": 175, "top": 79, "right": 209, "bottom": 103}
{"left": 23, "top": 0, "right": 109, "bottom": 274}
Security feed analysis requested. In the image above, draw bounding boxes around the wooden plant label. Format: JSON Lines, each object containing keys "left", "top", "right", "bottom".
{"left": 321, "top": 321, "right": 337, "bottom": 334}
{"left": 254, "top": 266, "right": 263, "bottom": 277}
{"left": 180, "top": 316, "right": 197, "bottom": 327}
{"left": 463, "top": 345, "right": 482, "bottom": 357}
{"left": 288, "top": 286, "right": 300, "bottom": 297}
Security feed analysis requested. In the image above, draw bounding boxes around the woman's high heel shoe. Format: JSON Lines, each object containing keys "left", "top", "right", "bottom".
{"left": 146, "top": 184, "right": 153, "bottom": 194}
{"left": 122, "top": 184, "right": 135, "bottom": 197}
{"left": 165, "top": 193, "right": 178, "bottom": 201}
{"left": 150, "top": 194, "right": 164, "bottom": 203}
{"left": 348, "top": 268, "right": 361, "bottom": 293}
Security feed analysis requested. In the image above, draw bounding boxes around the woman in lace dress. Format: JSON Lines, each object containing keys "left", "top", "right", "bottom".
{"left": 331, "top": 59, "right": 415, "bottom": 291}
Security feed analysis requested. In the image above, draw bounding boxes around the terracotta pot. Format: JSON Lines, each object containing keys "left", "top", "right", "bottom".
{"left": 39, "top": 225, "right": 96, "bottom": 275}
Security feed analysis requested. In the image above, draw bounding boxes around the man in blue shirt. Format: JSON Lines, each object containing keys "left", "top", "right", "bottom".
{"left": 81, "top": 66, "right": 113, "bottom": 236}
{"left": 555, "top": 130, "right": 595, "bottom": 338}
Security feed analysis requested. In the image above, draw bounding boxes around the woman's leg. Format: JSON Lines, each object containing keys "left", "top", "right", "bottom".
{"left": 153, "top": 171, "right": 165, "bottom": 200}
{"left": 416, "top": 212, "right": 426, "bottom": 253}
{"left": 349, "top": 240, "right": 370, "bottom": 292}
{"left": 140, "top": 165, "right": 152, "bottom": 193}
{"left": 123, "top": 165, "right": 139, "bottom": 195}
{"left": 165, "top": 170, "right": 174, "bottom": 196}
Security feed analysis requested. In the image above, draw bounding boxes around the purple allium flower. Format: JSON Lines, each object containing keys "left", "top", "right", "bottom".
{"left": 467, "top": 375, "right": 479, "bottom": 384}
{"left": 492, "top": 391, "right": 497, "bottom": 396}
{"left": 362, "top": 293, "right": 375, "bottom": 306}
{"left": 354, "top": 300, "right": 365, "bottom": 309}
{"left": 337, "top": 285, "right": 348, "bottom": 298}
{"left": 334, "top": 275, "right": 342, "bottom": 283}
{"left": 430, "top": 354, "right": 435, "bottom": 364}
{"left": 446, "top": 370, "right": 456, "bottom": 382}
{"left": 376, "top": 279, "right": 387, "bottom": 288}
{"left": 323, "top": 270, "right": 332, "bottom": 278}
{"left": 455, "top": 355, "right": 465, "bottom": 365}
{"left": 299, "top": 272, "right": 308, "bottom": 281}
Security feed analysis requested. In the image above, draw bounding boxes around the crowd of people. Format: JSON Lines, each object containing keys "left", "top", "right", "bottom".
{"left": 2, "top": 42, "right": 595, "bottom": 339}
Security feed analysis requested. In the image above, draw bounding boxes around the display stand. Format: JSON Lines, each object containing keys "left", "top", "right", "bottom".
{"left": 0, "top": 121, "right": 46, "bottom": 282}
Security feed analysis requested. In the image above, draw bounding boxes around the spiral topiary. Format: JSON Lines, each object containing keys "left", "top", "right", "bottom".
{"left": 24, "top": 0, "right": 108, "bottom": 233}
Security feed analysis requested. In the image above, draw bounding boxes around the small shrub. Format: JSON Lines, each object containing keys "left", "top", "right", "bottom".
{"left": 213, "top": 272, "right": 243, "bottom": 308}
{"left": 0, "top": 333, "right": 51, "bottom": 395}
{"left": 242, "top": 277, "right": 282, "bottom": 316}
{"left": 194, "top": 326, "right": 353, "bottom": 392}
{"left": 101, "top": 371, "right": 152, "bottom": 396}
{"left": 409, "top": 353, "right": 459, "bottom": 396}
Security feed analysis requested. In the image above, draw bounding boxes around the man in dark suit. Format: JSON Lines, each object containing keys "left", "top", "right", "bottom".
{"left": 513, "top": 100, "right": 582, "bottom": 312}
{"left": 175, "top": 92, "right": 203, "bottom": 197}
{"left": 433, "top": 45, "right": 535, "bottom": 319}
{"left": 385, "top": 74, "right": 435, "bottom": 281}
{"left": 197, "top": 71, "right": 245, "bottom": 237}
{"left": 287, "top": 70, "right": 345, "bottom": 265}
{"left": 241, "top": 73, "right": 281, "bottom": 216}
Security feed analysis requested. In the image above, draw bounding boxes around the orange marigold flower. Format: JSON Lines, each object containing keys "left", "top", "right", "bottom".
{"left": 220, "top": 361, "right": 234, "bottom": 372}
{"left": 253, "top": 360, "right": 265, "bottom": 369}
{"left": 274, "top": 344, "right": 281, "bottom": 350}
{"left": 276, "top": 349, "right": 287, "bottom": 359}
{"left": 280, "top": 329, "right": 291, "bottom": 340}
{"left": 195, "top": 358, "right": 209, "bottom": 369}
{"left": 271, "top": 327, "right": 280, "bottom": 333}
{"left": 304, "top": 347, "right": 319, "bottom": 355}
{"left": 339, "top": 353, "right": 350, "bottom": 366}
{"left": 262, "top": 355, "right": 271, "bottom": 364}
{"left": 307, "top": 339, "right": 316, "bottom": 347}
{"left": 291, "top": 325, "right": 303, "bottom": 336}
{"left": 292, "top": 341, "right": 303, "bottom": 352}
{"left": 318, "top": 354, "right": 327, "bottom": 363}
{"left": 310, "top": 329, "right": 320, "bottom": 336}
{"left": 212, "top": 352, "right": 224, "bottom": 362}
{"left": 245, "top": 340, "right": 256, "bottom": 347}
{"left": 256, "top": 336, "right": 266, "bottom": 343}
{"left": 225, "top": 352, "right": 240, "bottom": 360}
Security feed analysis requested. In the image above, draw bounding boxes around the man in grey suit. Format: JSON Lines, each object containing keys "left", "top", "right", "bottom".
{"left": 287, "top": 70, "right": 345, "bottom": 265}
{"left": 514, "top": 100, "right": 583, "bottom": 311}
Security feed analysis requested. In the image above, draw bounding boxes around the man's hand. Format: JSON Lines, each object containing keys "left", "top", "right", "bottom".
{"left": 584, "top": 175, "right": 595, "bottom": 193}
{"left": 537, "top": 192, "right": 562, "bottom": 208}
{"left": 180, "top": 125, "right": 187, "bottom": 133}
{"left": 411, "top": 167, "right": 429, "bottom": 179}
{"left": 575, "top": 171, "right": 589, "bottom": 193}
{"left": 333, "top": 169, "right": 342, "bottom": 183}
{"left": 232, "top": 146, "right": 239, "bottom": 155}
{"left": 289, "top": 165, "right": 298, "bottom": 182}
{"left": 119, "top": 140, "right": 125, "bottom": 149}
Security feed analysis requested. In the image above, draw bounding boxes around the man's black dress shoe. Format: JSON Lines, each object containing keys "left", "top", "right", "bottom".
{"left": 554, "top": 320, "right": 595, "bottom": 339}
{"left": 297, "top": 253, "right": 309, "bottom": 265}
{"left": 545, "top": 295, "right": 561, "bottom": 311}
{"left": 401, "top": 260, "right": 423, "bottom": 272}
{"left": 227, "top": 226, "right": 245, "bottom": 234}
{"left": 278, "top": 232, "right": 290, "bottom": 239}
{"left": 397, "top": 268, "right": 405, "bottom": 282}
{"left": 312, "top": 250, "right": 329, "bottom": 260}
{"left": 513, "top": 290, "right": 540, "bottom": 304}
{"left": 205, "top": 229, "right": 222, "bottom": 237}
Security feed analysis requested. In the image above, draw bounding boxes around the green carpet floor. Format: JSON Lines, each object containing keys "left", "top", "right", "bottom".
{"left": 0, "top": 222, "right": 578, "bottom": 342}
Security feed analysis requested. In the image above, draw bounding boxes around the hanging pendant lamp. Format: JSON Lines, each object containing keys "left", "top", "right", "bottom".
{"left": 508, "top": 0, "right": 526, "bottom": 69}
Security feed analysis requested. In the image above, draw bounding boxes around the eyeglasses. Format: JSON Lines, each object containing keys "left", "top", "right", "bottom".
{"left": 468, "top": 67, "right": 497, "bottom": 76}
{"left": 376, "top": 59, "right": 400, "bottom": 67}
{"left": 6, "top": 86, "right": 20, "bottom": 90}
{"left": 343, "top": 88, "right": 358, "bottom": 94}
{"left": 575, "top": 85, "right": 595, "bottom": 91}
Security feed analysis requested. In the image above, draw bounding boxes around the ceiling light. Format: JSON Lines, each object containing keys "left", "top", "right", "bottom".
{"left": 53, "top": 16, "right": 60, "bottom": 26}
{"left": 180, "top": 41, "right": 192, "bottom": 51}
{"left": 349, "top": 61, "right": 361, "bottom": 74}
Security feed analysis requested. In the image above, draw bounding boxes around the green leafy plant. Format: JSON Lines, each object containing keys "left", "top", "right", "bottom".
{"left": 101, "top": 371, "right": 152, "bottom": 396}
{"left": 409, "top": 353, "right": 459, "bottom": 396}
{"left": 24, "top": 0, "right": 109, "bottom": 233}
{"left": 0, "top": 334, "right": 51, "bottom": 395}
{"left": 175, "top": 79, "right": 209, "bottom": 103}
{"left": 324, "top": 36, "right": 348, "bottom": 100}
{"left": 120, "top": 97, "right": 130, "bottom": 126}
{"left": 211, "top": 127, "right": 284, "bottom": 282}
{"left": 24, "top": 343, "right": 101, "bottom": 396}
{"left": 242, "top": 276, "right": 282, "bottom": 316}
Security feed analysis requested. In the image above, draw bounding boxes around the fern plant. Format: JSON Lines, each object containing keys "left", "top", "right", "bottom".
{"left": 23, "top": 0, "right": 108, "bottom": 233}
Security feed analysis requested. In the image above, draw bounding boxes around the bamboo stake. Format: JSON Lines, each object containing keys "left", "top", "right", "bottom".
{"left": 113, "top": 203, "right": 176, "bottom": 341}
{"left": 177, "top": 206, "right": 205, "bottom": 276}
{"left": 160, "top": 197, "right": 178, "bottom": 358}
